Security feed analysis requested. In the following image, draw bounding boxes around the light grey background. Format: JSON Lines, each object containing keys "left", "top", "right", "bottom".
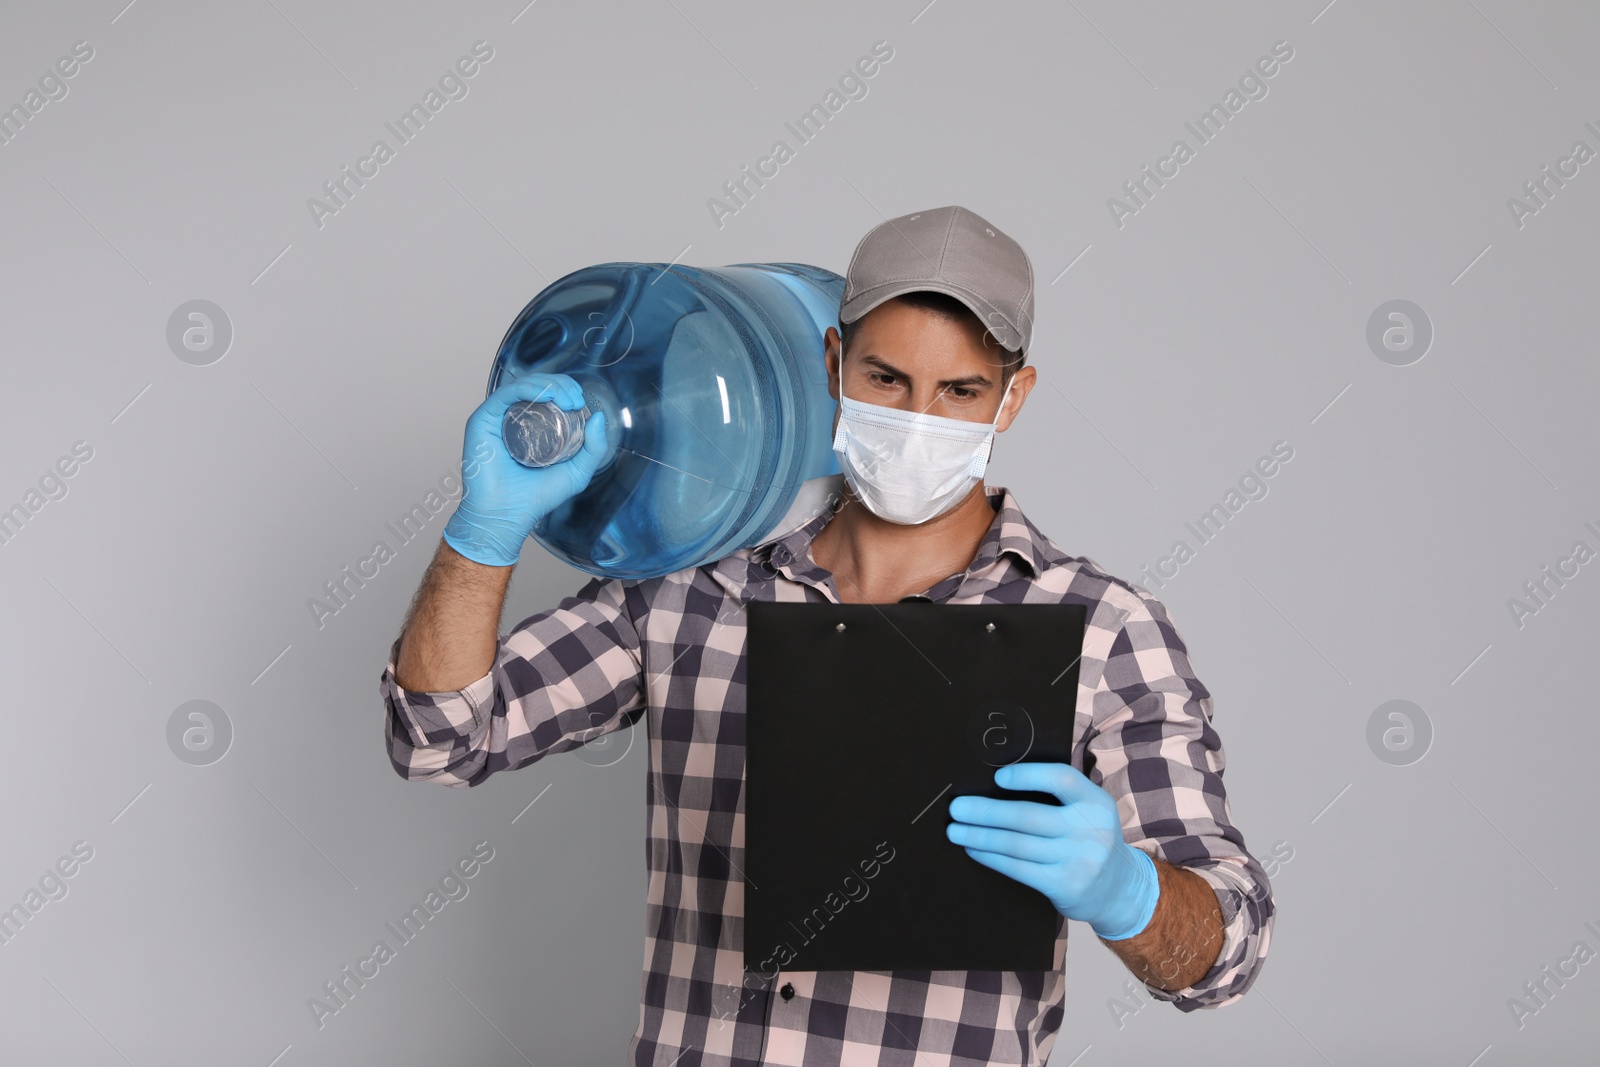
{"left": 2, "top": 1, "right": 1595, "bottom": 1063}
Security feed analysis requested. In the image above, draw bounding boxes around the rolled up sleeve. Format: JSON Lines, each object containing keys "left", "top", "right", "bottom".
{"left": 379, "top": 575, "right": 646, "bottom": 788}
{"left": 1085, "top": 588, "right": 1275, "bottom": 1010}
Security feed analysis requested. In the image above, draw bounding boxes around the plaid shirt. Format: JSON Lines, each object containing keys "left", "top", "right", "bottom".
{"left": 380, "top": 487, "right": 1275, "bottom": 1066}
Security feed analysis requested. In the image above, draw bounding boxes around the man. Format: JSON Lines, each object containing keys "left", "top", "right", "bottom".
{"left": 381, "top": 205, "right": 1274, "bottom": 1066}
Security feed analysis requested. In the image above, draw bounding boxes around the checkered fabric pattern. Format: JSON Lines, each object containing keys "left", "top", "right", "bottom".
{"left": 380, "top": 487, "right": 1275, "bottom": 1066}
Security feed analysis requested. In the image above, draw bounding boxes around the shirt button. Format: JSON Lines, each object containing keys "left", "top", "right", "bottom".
{"left": 780, "top": 982, "right": 795, "bottom": 1001}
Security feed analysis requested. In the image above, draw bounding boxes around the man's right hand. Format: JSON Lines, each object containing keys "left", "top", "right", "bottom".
{"left": 442, "top": 373, "right": 609, "bottom": 567}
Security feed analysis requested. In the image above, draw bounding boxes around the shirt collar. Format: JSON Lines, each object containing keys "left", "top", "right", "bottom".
{"left": 747, "top": 485, "right": 1049, "bottom": 590}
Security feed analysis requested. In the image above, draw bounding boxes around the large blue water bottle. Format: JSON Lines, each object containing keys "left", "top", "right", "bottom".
{"left": 486, "top": 262, "right": 845, "bottom": 579}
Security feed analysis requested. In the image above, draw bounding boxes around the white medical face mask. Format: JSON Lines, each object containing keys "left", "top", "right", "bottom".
{"left": 831, "top": 372, "right": 1016, "bottom": 526}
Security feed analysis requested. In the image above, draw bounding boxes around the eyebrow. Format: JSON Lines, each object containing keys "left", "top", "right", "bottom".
{"left": 856, "top": 354, "right": 994, "bottom": 390}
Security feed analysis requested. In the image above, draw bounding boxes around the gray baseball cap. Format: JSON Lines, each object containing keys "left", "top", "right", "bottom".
{"left": 840, "top": 204, "right": 1035, "bottom": 355}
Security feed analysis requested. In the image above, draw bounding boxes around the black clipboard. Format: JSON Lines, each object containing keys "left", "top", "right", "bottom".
{"left": 744, "top": 600, "right": 1087, "bottom": 973}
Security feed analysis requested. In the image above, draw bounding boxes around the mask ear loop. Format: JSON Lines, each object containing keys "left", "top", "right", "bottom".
{"left": 971, "top": 365, "right": 1020, "bottom": 477}
{"left": 990, "top": 369, "right": 1019, "bottom": 430}
{"left": 831, "top": 333, "right": 850, "bottom": 452}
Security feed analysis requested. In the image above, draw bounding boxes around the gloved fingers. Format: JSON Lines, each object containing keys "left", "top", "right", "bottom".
{"left": 946, "top": 822, "right": 1062, "bottom": 863}
{"left": 948, "top": 794, "right": 1068, "bottom": 838}
{"left": 994, "top": 761, "right": 1104, "bottom": 807}
{"left": 563, "top": 409, "right": 610, "bottom": 482}
{"left": 480, "top": 373, "right": 585, "bottom": 420}
{"left": 550, "top": 409, "right": 610, "bottom": 501}
{"left": 957, "top": 846, "right": 1054, "bottom": 896}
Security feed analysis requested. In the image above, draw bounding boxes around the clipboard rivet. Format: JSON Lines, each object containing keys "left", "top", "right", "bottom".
{"left": 835, "top": 622, "right": 847, "bottom": 632}
{"left": 985, "top": 622, "right": 996, "bottom": 632}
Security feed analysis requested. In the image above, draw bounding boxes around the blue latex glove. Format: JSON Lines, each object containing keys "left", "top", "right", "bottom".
{"left": 946, "top": 762, "right": 1160, "bottom": 940}
{"left": 442, "top": 374, "right": 609, "bottom": 567}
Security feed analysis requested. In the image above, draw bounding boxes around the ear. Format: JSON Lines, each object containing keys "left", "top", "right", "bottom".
{"left": 824, "top": 326, "right": 841, "bottom": 400}
{"left": 995, "top": 366, "right": 1036, "bottom": 433}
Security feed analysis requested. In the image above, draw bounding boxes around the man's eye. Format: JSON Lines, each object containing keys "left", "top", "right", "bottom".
{"left": 870, "top": 373, "right": 897, "bottom": 386}
{"left": 948, "top": 388, "right": 975, "bottom": 400}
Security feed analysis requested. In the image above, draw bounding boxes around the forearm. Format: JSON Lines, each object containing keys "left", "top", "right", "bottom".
{"left": 394, "top": 538, "right": 512, "bottom": 692}
{"left": 1101, "top": 854, "right": 1224, "bottom": 991}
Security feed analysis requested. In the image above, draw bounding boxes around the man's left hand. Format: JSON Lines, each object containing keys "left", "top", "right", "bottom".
{"left": 946, "top": 762, "right": 1161, "bottom": 940}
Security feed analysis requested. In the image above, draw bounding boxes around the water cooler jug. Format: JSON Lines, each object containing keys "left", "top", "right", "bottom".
{"left": 485, "top": 261, "right": 846, "bottom": 580}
